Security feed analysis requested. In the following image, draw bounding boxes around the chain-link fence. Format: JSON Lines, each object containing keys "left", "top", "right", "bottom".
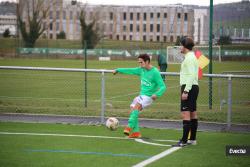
{"left": 0, "top": 66, "right": 249, "bottom": 130}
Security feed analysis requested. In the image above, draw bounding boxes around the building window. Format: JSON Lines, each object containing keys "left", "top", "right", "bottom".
{"left": 130, "top": 13, "right": 133, "bottom": 20}
{"left": 123, "top": 35, "right": 126, "bottom": 40}
{"left": 110, "top": 12, "right": 113, "bottom": 20}
{"left": 130, "top": 35, "right": 132, "bottom": 40}
{"left": 150, "top": 13, "right": 154, "bottom": 19}
{"left": 56, "top": 22, "right": 59, "bottom": 31}
{"left": 157, "top": 24, "right": 160, "bottom": 32}
{"left": 143, "top": 35, "right": 146, "bottom": 41}
{"left": 143, "top": 24, "right": 146, "bottom": 32}
{"left": 150, "top": 24, "right": 153, "bottom": 32}
{"left": 164, "top": 13, "right": 167, "bottom": 18}
{"left": 143, "top": 13, "right": 147, "bottom": 21}
{"left": 109, "top": 34, "right": 113, "bottom": 39}
{"left": 163, "top": 36, "right": 167, "bottom": 42}
{"left": 136, "top": 25, "right": 140, "bottom": 32}
{"left": 150, "top": 35, "right": 153, "bottom": 41}
{"left": 117, "top": 24, "right": 120, "bottom": 33}
{"left": 50, "top": 22, "right": 53, "bottom": 30}
{"left": 157, "top": 13, "right": 160, "bottom": 19}
{"left": 170, "top": 35, "right": 174, "bottom": 42}
{"left": 163, "top": 23, "right": 166, "bottom": 33}
{"left": 116, "top": 35, "right": 119, "bottom": 40}
{"left": 184, "top": 13, "right": 188, "bottom": 21}
{"left": 157, "top": 36, "right": 160, "bottom": 41}
{"left": 137, "top": 13, "right": 140, "bottom": 20}
{"left": 123, "top": 12, "right": 126, "bottom": 20}
{"left": 177, "top": 13, "right": 181, "bottom": 20}
{"left": 123, "top": 25, "right": 127, "bottom": 32}
{"left": 130, "top": 24, "right": 133, "bottom": 32}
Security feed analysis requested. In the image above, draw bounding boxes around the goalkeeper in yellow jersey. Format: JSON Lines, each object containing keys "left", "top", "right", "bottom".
{"left": 113, "top": 54, "right": 167, "bottom": 138}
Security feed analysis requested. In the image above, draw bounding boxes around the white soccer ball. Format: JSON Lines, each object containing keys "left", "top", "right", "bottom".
{"left": 106, "top": 117, "right": 119, "bottom": 130}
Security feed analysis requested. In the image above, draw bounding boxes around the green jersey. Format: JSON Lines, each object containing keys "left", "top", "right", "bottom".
{"left": 180, "top": 51, "right": 199, "bottom": 92}
{"left": 116, "top": 67, "right": 166, "bottom": 97}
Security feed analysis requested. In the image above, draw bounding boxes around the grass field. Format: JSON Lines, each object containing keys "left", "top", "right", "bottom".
{"left": 0, "top": 58, "right": 249, "bottom": 124}
{"left": 0, "top": 122, "right": 249, "bottom": 167}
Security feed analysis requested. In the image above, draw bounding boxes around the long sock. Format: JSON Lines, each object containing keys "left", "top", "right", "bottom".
{"left": 190, "top": 119, "right": 198, "bottom": 140}
{"left": 181, "top": 120, "right": 191, "bottom": 143}
{"left": 128, "top": 110, "right": 139, "bottom": 132}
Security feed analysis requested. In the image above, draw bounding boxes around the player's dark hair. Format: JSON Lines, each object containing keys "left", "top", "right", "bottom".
{"left": 138, "top": 54, "right": 151, "bottom": 63}
{"left": 180, "top": 37, "right": 194, "bottom": 50}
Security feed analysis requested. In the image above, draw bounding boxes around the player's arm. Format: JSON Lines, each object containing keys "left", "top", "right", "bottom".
{"left": 114, "top": 67, "right": 141, "bottom": 76}
{"left": 153, "top": 71, "right": 167, "bottom": 99}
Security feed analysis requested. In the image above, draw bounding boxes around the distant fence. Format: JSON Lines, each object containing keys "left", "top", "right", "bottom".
{"left": 0, "top": 66, "right": 250, "bottom": 129}
{"left": 16, "top": 47, "right": 250, "bottom": 56}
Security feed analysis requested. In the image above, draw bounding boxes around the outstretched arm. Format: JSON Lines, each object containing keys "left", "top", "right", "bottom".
{"left": 113, "top": 68, "right": 141, "bottom": 76}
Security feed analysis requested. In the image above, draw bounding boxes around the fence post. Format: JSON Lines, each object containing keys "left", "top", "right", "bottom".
{"left": 227, "top": 75, "right": 232, "bottom": 130}
{"left": 101, "top": 71, "right": 106, "bottom": 124}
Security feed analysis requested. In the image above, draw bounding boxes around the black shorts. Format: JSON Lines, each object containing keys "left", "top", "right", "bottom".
{"left": 181, "top": 85, "right": 199, "bottom": 112}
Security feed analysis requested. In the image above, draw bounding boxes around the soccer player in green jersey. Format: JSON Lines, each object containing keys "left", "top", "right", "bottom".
{"left": 173, "top": 37, "right": 199, "bottom": 147}
{"left": 113, "top": 54, "right": 167, "bottom": 138}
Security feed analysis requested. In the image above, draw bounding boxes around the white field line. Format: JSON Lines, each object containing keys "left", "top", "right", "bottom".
{"left": 1, "top": 131, "right": 181, "bottom": 165}
{"left": 0, "top": 131, "right": 177, "bottom": 144}
{"left": 135, "top": 139, "right": 171, "bottom": 147}
{"left": 0, "top": 131, "right": 130, "bottom": 140}
{"left": 132, "top": 147, "right": 182, "bottom": 167}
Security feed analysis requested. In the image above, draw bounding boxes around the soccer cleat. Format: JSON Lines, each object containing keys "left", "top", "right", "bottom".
{"left": 187, "top": 140, "right": 197, "bottom": 145}
{"left": 128, "top": 132, "right": 142, "bottom": 138}
{"left": 172, "top": 140, "right": 187, "bottom": 147}
{"left": 123, "top": 127, "right": 132, "bottom": 136}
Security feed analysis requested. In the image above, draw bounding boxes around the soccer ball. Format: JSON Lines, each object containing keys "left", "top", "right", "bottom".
{"left": 106, "top": 117, "right": 119, "bottom": 130}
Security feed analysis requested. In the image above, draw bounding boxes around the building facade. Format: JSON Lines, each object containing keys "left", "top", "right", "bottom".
{"left": 0, "top": 14, "right": 16, "bottom": 36}
{"left": 21, "top": 0, "right": 208, "bottom": 44}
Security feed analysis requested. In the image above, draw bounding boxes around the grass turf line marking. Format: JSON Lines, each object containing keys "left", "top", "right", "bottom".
{"left": 0, "top": 131, "right": 131, "bottom": 140}
{"left": 135, "top": 139, "right": 171, "bottom": 147}
{"left": 132, "top": 147, "right": 182, "bottom": 167}
{"left": 0, "top": 132, "right": 177, "bottom": 147}
{"left": 0, "top": 131, "right": 177, "bottom": 142}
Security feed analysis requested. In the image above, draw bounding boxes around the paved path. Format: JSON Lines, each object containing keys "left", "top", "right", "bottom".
{"left": 0, "top": 113, "right": 249, "bottom": 133}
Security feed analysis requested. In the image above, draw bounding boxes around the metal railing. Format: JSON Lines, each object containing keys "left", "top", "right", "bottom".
{"left": 0, "top": 66, "right": 250, "bottom": 130}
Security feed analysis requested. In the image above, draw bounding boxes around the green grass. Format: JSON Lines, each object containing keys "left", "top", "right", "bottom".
{"left": 0, "top": 122, "right": 249, "bottom": 167}
{"left": 0, "top": 58, "right": 249, "bottom": 124}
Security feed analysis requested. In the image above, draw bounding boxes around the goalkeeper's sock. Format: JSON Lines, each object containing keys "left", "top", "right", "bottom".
{"left": 181, "top": 120, "right": 191, "bottom": 143}
{"left": 190, "top": 119, "right": 198, "bottom": 140}
{"left": 128, "top": 110, "right": 139, "bottom": 130}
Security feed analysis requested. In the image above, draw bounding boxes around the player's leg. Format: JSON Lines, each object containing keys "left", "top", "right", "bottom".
{"left": 188, "top": 85, "right": 199, "bottom": 145}
{"left": 124, "top": 96, "right": 142, "bottom": 136}
{"left": 127, "top": 103, "right": 142, "bottom": 138}
{"left": 124, "top": 95, "right": 152, "bottom": 138}
{"left": 188, "top": 111, "right": 198, "bottom": 145}
{"left": 173, "top": 85, "right": 191, "bottom": 147}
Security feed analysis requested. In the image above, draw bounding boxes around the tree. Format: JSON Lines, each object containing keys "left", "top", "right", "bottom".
{"left": 17, "top": 0, "right": 51, "bottom": 48}
{"left": 57, "top": 31, "right": 66, "bottom": 39}
{"left": 79, "top": 10, "right": 101, "bottom": 49}
{"left": 3, "top": 28, "right": 10, "bottom": 38}
{"left": 217, "top": 35, "right": 232, "bottom": 45}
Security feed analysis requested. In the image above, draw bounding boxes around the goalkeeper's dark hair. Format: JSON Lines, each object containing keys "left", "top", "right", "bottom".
{"left": 138, "top": 54, "right": 151, "bottom": 63}
{"left": 180, "top": 37, "right": 194, "bottom": 50}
